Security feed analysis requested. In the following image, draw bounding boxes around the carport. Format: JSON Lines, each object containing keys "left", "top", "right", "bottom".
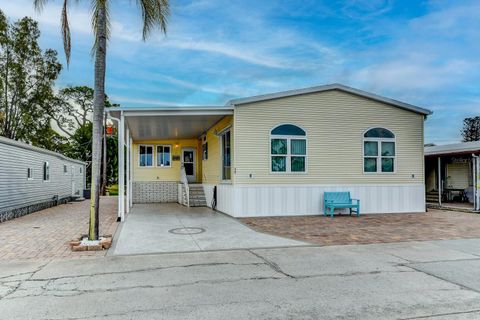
{"left": 111, "top": 203, "right": 306, "bottom": 255}
{"left": 425, "top": 141, "right": 480, "bottom": 211}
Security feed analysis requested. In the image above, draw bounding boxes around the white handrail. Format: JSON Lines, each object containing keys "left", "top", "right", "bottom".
{"left": 180, "top": 165, "right": 189, "bottom": 207}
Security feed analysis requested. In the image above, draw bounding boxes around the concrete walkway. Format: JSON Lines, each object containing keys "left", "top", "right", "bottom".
{"left": 1, "top": 238, "right": 480, "bottom": 319}
{"left": 112, "top": 204, "right": 307, "bottom": 255}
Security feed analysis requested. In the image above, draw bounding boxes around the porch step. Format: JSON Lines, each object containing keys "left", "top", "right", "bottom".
{"left": 426, "top": 191, "right": 439, "bottom": 202}
{"left": 188, "top": 184, "right": 207, "bottom": 207}
{"left": 179, "top": 184, "right": 207, "bottom": 207}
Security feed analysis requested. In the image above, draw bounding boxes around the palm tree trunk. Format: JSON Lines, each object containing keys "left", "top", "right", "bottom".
{"left": 89, "top": 4, "right": 107, "bottom": 241}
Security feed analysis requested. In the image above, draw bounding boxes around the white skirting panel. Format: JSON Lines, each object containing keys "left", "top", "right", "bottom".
{"left": 202, "top": 184, "right": 215, "bottom": 208}
{"left": 208, "top": 184, "right": 425, "bottom": 218}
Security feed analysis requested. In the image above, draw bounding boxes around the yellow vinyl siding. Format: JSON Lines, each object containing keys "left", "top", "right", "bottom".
{"left": 133, "top": 139, "right": 200, "bottom": 182}
{"left": 202, "top": 116, "right": 233, "bottom": 184}
{"left": 234, "top": 89, "right": 425, "bottom": 184}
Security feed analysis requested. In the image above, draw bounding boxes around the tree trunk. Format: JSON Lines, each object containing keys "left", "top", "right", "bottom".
{"left": 89, "top": 5, "right": 107, "bottom": 241}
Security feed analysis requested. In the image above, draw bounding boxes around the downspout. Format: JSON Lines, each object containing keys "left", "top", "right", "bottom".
{"left": 106, "top": 111, "right": 122, "bottom": 221}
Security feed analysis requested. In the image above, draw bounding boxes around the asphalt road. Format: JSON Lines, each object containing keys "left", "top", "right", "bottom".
{"left": 1, "top": 238, "right": 480, "bottom": 319}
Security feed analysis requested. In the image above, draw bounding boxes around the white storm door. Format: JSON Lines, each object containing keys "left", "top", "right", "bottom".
{"left": 182, "top": 149, "right": 196, "bottom": 183}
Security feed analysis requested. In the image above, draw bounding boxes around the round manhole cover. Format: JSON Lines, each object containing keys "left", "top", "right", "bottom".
{"left": 168, "top": 227, "right": 206, "bottom": 235}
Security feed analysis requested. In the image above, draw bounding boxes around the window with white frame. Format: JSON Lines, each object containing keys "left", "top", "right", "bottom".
{"left": 139, "top": 145, "right": 153, "bottom": 167}
{"left": 43, "top": 161, "right": 50, "bottom": 181}
{"left": 27, "top": 167, "right": 33, "bottom": 180}
{"left": 363, "top": 127, "right": 395, "bottom": 173}
{"left": 156, "top": 145, "right": 171, "bottom": 167}
{"left": 270, "top": 124, "right": 307, "bottom": 173}
{"left": 63, "top": 164, "right": 68, "bottom": 174}
{"left": 221, "top": 130, "right": 231, "bottom": 180}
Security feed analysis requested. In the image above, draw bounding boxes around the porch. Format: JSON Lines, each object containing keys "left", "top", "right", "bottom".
{"left": 425, "top": 142, "right": 480, "bottom": 212}
{"left": 107, "top": 106, "right": 234, "bottom": 221}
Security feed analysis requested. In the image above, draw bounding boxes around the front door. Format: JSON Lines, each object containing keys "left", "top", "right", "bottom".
{"left": 182, "top": 149, "right": 196, "bottom": 183}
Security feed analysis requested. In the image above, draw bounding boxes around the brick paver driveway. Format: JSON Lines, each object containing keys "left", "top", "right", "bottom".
{"left": 0, "top": 196, "right": 118, "bottom": 261}
{"left": 242, "top": 209, "right": 480, "bottom": 246}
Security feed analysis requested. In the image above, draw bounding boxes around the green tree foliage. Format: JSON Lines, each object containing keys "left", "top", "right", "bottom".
{"left": 0, "top": 10, "right": 62, "bottom": 142}
{"left": 50, "top": 86, "right": 94, "bottom": 137}
{"left": 30, "top": 125, "right": 70, "bottom": 154}
{"left": 54, "top": 86, "right": 119, "bottom": 188}
{"left": 461, "top": 116, "right": 480, "bottom": 142}
{"left": 66, "top": 119, "right": 118, "bottom": 188}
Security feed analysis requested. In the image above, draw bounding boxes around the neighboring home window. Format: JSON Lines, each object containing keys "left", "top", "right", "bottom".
{"left": 43, "top": 162, "right": 50, "bottom": 181}
{"left": 221, "top": 130, "right": 231, "bottom": 180}
{"left": 27, "top": 168, "right": 33, "bottom": 180}
{"left": 270, "top": 124, "right": 307, "bottom": 173}
{"left": 79, "top": 166, "right": 82, "bottom": 174}
{"left": 63, "top": 164, "right": 68, "bottom": 174}
{"left": 202, "top": 142, "right": 208, "bottom": 160}
{"left": 156, "top": 145, "right": 171, "bottom": 167}
{"left": 139, "top": 145, "right": 153, "bottom": 167}
{"left": 363, "top": 127, "right": 395, "bottom": 173}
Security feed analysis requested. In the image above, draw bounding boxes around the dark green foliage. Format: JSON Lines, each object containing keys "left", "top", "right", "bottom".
{"left": 66, "top": 122, "right": 118, "bottom": 187}
{"left": 461, "top": 116, "right": 480, "bottom": 142}
{"left": 30, "top": 125, "right": 70, "bottom": 154}
{"left": 0, "top": 10, "right": 62, "bottom": 142}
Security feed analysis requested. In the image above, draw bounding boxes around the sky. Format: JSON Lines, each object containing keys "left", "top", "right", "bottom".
{"left": 1, "top": 0, "right": 479, "bottom": 144}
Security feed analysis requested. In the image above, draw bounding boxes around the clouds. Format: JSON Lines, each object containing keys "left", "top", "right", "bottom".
{"left": 1, "top": 0, "right": 479, "bottom": 144}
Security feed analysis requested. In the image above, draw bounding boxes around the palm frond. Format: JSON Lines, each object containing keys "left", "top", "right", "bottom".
{"left": 61, "top": 0, "right": 72, "bottom": 65}
{"left": 33, "top": 0, "right": 49, "bottom": 12}
{"left": 137, "top": 0, "right": 170, "bottom": 40}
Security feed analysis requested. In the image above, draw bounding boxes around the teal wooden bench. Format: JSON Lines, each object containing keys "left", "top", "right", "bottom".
{"left": 323, "top": 192, "right": 360, "bottom": 218}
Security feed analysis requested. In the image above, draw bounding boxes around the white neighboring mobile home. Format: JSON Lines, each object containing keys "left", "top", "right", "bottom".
{"left": 0, "top": 136, "right": 86, "bottom": 222}
{"left": 109, "top": 83, "right": 432, "bottom": 220}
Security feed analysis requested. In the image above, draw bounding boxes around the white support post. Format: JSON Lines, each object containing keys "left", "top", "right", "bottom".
{"left": 437, "top": 156, "right": 442, "bottom": 207}
{"left": 126, "top": 126, "right": 130, "bottom": 214}
{"left": 474, "top": 155, "right": 480, "bottom": 211}
{"left": 118, "top": 112, "right": 125, "bottom": 221}
{"left": 129, "top": 135, "right": 133, "bottom": 208}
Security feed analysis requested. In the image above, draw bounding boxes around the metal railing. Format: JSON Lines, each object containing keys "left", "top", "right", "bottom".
{"left": 180, "top": 165, "right": 190, "bottom": 207}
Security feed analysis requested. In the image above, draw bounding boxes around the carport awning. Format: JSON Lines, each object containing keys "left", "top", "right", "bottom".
{"left": 107, "top": 106, "right": 233, "bottom": 140}
{"left": 425, "top": 141, "right": 480, "bottom": 157}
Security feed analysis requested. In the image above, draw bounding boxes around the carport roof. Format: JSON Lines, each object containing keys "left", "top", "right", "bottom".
{"left": 107, "top": 106, "right": 233, "bottom": 140}
{"left": 425, "top": 141, "right": 480, "bottom": 156}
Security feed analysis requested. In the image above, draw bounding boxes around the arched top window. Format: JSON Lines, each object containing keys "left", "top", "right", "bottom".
{"left": 364, "top": 127, "right": 395, "bottom": 139}
{"left": 363, "top": 127, "right": 395, "bottom": 173}
{"left": 270, "top": 124, "right": 307, "bottom": 173}
{"left": 271, "top": 124, "right": 306, "bottom": 136}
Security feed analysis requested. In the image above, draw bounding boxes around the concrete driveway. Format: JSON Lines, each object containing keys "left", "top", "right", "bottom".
{"left": 112, "top": 204, "right": 306, "bottom": 255}
{"left": 1, "top": 238, "right": 480, "bottom": 319}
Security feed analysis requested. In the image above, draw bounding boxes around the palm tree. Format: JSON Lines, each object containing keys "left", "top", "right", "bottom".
{"left": 34, "top": 0, "right": 169, "bottom": 240}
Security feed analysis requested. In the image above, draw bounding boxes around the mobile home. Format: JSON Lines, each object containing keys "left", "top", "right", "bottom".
{"left": 109, "top": 83, "right": 432, "bottom": 220}
{"left": 0, "top": 136, "right": 86, "bottom": 222}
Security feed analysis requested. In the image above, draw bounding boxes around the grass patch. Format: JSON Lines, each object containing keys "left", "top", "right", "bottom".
{"left": 107, "top": 184, "right": 118, "bottom": 196}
